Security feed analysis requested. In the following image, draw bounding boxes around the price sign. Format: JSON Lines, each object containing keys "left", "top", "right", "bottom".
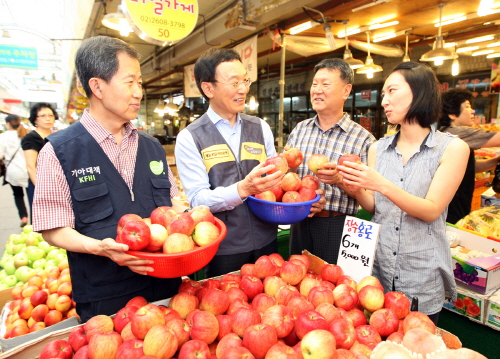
{"left": 337, "top": 216, "right": 380, "bottom": 283}
{"left": 123, "top": 0, "right": 198, "bottom": 46}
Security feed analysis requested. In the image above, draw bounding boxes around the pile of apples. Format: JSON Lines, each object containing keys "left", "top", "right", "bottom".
{"left": 37, "top": 253, "right": 484, "bottom": 359}
{"left": 0, "top": 226, "right": 67, "bottom": 290}
{"left": 116, "top": 205, "right": 220, "bottom": 255}
{"left": 256, "top": 149, "right": 361, "bottom": 203}
{"left": 3, "top": 258, "right": 78, "bottom": 339}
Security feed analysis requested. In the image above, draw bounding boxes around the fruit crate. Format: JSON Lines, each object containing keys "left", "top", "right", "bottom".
{"left": 471, "top": 186, "right": 489, "bottom": 211}
{"left": 443, "top": 283, "right": 490, "bottom": 324}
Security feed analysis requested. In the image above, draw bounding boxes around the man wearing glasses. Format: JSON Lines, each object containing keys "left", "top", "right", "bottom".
{"left": 175, "top": 48, "right": 285, "bottom": 277}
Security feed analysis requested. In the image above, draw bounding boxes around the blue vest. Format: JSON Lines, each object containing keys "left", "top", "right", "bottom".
{"left": 48, "top": 122, "right": 174, "bottom": 303}
{"left": 187, "top": 113, "right": 277, "bottom": 255}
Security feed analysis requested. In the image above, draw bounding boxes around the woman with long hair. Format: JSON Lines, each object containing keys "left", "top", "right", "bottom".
{"left": 0, "top": 114, "right": 29, "bottom": 226}
{"left": 337, "top": 62, "right": 469, "bottom": 324}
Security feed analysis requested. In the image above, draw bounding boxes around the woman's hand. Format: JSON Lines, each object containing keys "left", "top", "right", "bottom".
{"left": 337, "top": 161, "right": 389, "bottom": 193}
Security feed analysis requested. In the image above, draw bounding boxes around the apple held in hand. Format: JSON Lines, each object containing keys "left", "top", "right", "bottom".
{"left": 301, "top": 175, "right": 321, "bottom": 190}
{"left": 117, "top": 220, "right": 151, "bottom": 251}
{"left": 269, "top": 184, "right": 285, "bottom": 202}
{"left": 192, "top": 221, "right": 220, "bottom": 247}
{"left": 338, "top": 154, "right": 361, "bottom": 166}
{"left": 255, "top": 191, "right": 276, "bottom": 202}
{"left": 307, "top": 154, "right": 329, "bottom": 174}
{"left": 117, "top": 214, "right": 142, "bottom": 234}
{"left": 264, "top": 156, "right": 289, "bottom": 175}
{"left": 281, "top": 173, "right": 301, "bottom": 192}
{"left": 281, "top": 148, "right": 304, "bottom": 169}
{"left": 150, "top": 206, "right": 177, "bottom": 227}
{"left": 168, "top": 213, "right": 196, "bottom": 236}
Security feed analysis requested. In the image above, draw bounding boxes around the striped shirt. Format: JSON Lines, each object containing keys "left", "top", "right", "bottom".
{"left": 32, "top": 110, "right": 178, "bottom": 232}
{"left": 372, "top": 128, "right": 457, "bottom": 315}
{"left": 286, "top": 113, "right": 375, "bottom": 214}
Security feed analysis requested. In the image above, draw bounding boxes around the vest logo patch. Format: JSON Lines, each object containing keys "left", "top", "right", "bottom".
{"left": 203, "top": 149, "right": 230, "bottom": 160}
{"left": 150, "top": 160, "right": 164, "bottom": 175}
{"left": 72, "top": 166, "right": 100, "bottom": 183}
{"left": 201, "top": 144, "right": 235, "bottom": 173}
{"left": 244, "top": 145, "right": 263, "bottom": 155}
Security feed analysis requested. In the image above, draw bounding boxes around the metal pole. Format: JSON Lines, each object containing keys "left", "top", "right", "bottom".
{"left": 277, "top": 34, "right": 286, "bottom": 153}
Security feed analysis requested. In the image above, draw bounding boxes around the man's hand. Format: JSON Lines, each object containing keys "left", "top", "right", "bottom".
{"left": 237, "top": 162, "right": 283, "bottom": 199}
{"left": 98, "top": 238, "right": 154, "bottom": 275}
{"left": 308, "top": 188, "right": 326, "bottom": 217}
{"left": 317, "top": 163, "right": 343, "bottom": 185}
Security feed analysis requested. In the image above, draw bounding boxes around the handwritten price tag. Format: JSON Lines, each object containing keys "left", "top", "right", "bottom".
{"left": 337, "top": 216, "right": 380, "bottom": 282}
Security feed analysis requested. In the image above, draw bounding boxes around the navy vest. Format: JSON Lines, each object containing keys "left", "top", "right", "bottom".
{"left": 48, "top": 122, "right": 174, "bottom": 303}
{"left": 187, "top": 113, "right": 277, "bottom": 255}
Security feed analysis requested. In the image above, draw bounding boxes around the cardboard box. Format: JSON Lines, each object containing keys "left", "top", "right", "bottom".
{"left": 446, "top": 225, "right": 500, "bottom": 295}
{"left": 481, "top": 187, "right": 500, "bottom": 207}
{"left": 443, "top": 283, "right": 490, "bottom": 324}
{"left": 485, "top": 288, "right": 500, "bottom": 331}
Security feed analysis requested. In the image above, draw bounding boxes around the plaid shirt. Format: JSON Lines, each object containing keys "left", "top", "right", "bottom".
{"left": 33, "top": 110, "right": 178, "bottom": 232}
{"left": 286, "top": 113, "right": 375, "bottom": 215}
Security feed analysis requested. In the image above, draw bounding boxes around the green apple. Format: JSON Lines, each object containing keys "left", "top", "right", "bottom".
{"left": 46, "top": 248, "right": 60, "bottom": 261}
{"left": 3, "top": 260, "right": 16, "bottom": 276}
{"left": 52, "top": 253, "right": 67, "bottom": 266}
{"left": 25, "top": 247, "right": 45, "bottom": 262}
{"left": 45, "top": 260, "right": 57, "bottom": 269}
{"left": 8, "top": 233, "right": 17, "bottom": 243}
{"left": 22, "top": 225, "right": 33, "bottom": 234}
{"left": 2, "top": 275, "right": 18, "bottom": 288}
{"left": 25, "top": 233, "right": 40, "bottom": 247}
{"left": 13, "top": 253, "right": 29, "bottom": 269}
{"left": 5, "top": 242, "right": 14, "bottom": 255}
{"left": 12, "top": 243, "right": 26, "bottom": 255}
{"left": 32, "top": 259, "right": 46, "bottom": 270}
{"left": 15, "top": 266, "right": 36, "bottom": 283}
{"left": 38, "top": 241, "right": 54, "bottom": 254}
{"left": 0, "top": 253, "right": 13, "bottom": 268}
{"left": 12, "top": 234, "right": 24, "bottom": 245}
{"left": 0, "top": 270, "right": 7, "bottom": 282}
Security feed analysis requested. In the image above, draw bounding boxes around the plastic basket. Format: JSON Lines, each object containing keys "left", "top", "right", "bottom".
{"left": 471, "top": 186, "right": 489, "bottom": 211}
{"left": 126, "top": 218, "right": 227, "bottom": 278}
{"left": 246, "top": 194, "right": 321, "bottom": 225}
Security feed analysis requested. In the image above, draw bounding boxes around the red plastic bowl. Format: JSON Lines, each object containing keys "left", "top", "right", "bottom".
{"left": 127, "top": 217, "right": 227, "bottom": 278}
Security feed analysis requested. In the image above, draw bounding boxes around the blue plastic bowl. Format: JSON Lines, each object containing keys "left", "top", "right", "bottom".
{"left": 246, "top": 194, "right": 321, "bottom": 225}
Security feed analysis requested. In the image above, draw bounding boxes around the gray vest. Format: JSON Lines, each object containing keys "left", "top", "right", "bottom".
{"left": 187, "top": 113, "right": 277, "bottom": 255}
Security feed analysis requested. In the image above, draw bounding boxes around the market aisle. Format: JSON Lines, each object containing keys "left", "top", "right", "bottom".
{"left": 0, "top": 183, "right": 28, "bottom": 251}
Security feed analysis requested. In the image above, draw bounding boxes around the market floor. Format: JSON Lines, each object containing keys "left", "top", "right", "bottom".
{"left": 0, "top": 183, "right": 29, "bottom": 251}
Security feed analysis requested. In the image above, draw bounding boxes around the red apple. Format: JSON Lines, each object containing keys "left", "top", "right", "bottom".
{"left": 162, "top": 306, "right": 181, "bottom": 322}
{"left": 283, "top": 330, "right": 300, "bottom": 347}
{"left": 118, "top": 214, "right": 143, "bottom": 234}
{"left": 336, "top": 276, "right": 357, "bottom": 290}
{"left": 178, "top": 339, "right": 211, "bottom": 359}
{"left": 308, "top": 286, "right": 334, "bottom": 307}
{"left": 356, "top": 276, "right": 383, "bottom": 294}
{"left": 131, "top": 304, "right": 166, "bottom": 340}
{"left": 288, "top": 254, "right": 310, "bottom": 269}
{"left": 346, "top": 308, "right": 367, "bottom": 327}
{"left": 384, "top": 291, "right": 411, "bottom": 320}
{"left": 242, "top": 323, "right": 278, "bottom": 359}
{"left": 193, "top": 221, "right": 220, "bottom": 246}
{"left": 216, "top": 314, "right": 233, "bottom": 341}
{"left": 116, "top": 339, "right": 144, "bottom": 359}
{"left": 73, "top": 345, "right": 89, "bottom": 359}
{"left": 295, "top": 310, "right": 328, "bottom": 340}
{"left": 231, "top": 307, "right": 262, "bottom": 338}
{"left": 264, "top": 156, "right": 289, "bottom": 175}
{"left": 338, "top": 154, "right": 361, "bottom": 166}
{"left": 263, "top": 276, "right": 286, "bottom": 298}
{"left": 329, "top": 318, "right": 356, "bottom": 350}
{"left": 386, "top": 331, "right": 404, "bottom": 344}
{"left": 240, "top": 263, "right": 255, "bottom": 277}
{"left": 239, "top": 275, "right": 263, "bottom": 301}
{"left": 269, "top": 184, "right": 285, "bottom": 202}
{"left": 336, "top": 348, "right": 356, "bottom": 359}
{"left": 358, "top": 285, "right": 385, "bottom": 312}
{"left": 315, "top": 303, "right": 341, "bottom": 326}
{"left": 39, "top": 339, "right": 73, "bottom": 359}
{"left": 320, "top": 264, "right": 343, "bottom": 284}
{"left": 188, "top": 310, "right": 219, "bottom": 344}
{"left": 333, "top": 284, "right": 359, "bottom": 311}
{"left": 275, "top": 284, "right": 301, "bottom": 306}
{"left": 68, "top": 326, "right": 87, "bottom": 353}
{"left": 143, "top": 323, "right": 178, "bottom": 358}
{"left": 301, "top": 175, "right": 320, "bottom": 190}
{"left": 286, "top": 296, "right": 315, "bottom": 319}
{"left": 88, "top": 332, "right": 123, "bottom": 359}
{"left": 117, "top": 220, "right": 151, "bottom": 250}
{"left": 167, "top": 213, "right": 196, "bottom": 236}
{"left": 120, "top": 322, "right": 136, "bottom": 341}
{"left": 226, "top": 287, "right": 248, "bottom": 303}
{"left": 179, "top": 279, "right": 203, "bottom": 295}
{"left": 253, "top": 256, "right": 277, "bottom": 279}
{"left": 202, "top": 278, "right": 221, "bottom": 289}
{"left": 282, "top": 191, "right": 302, "bottom": 203}
{"left": 261, "top": 304, "right": 295, "bottom": 339}
{"left": 144, "top": 223, "right": 168, "bottom": 252}
{"left": 199, "top": 288, "right": 230, "bottom": 316}
{"left": 219, "top": 346, "right": 255, "bottom": 359}
{"left": 169, "top": 292, "right": 199, "bottom": 319}
{"left": 403, "top": 311, "right": 436, "bottom": 334}
{"left": 300, "top": 329, "right": 337, "bottom": 359}
{"left": 163, "top": 232, "right": 195, "bottom": 253}
{"left": 307, "top": 154, "right": 329, "bottom": 174}
{"left": 190, "top": 205, "right": 215, "bottom": 225}
{"left": 227, "top": 298, "right": 251, "bottom": 315}
{"left": 126, "top": 296, "right": 148, "bottom": 308}
{"left": 165, "top": 317, "right": 190, "bottom": 347}
{"left": 266, "top": 342, "right": 302, "bottom": 359}
{"left": 349, "top": 341, "right": 372, "bottom": 359}
{"left": 355, "top": 325, "right": 382, "bottom": 349}
{"left": 281, "top": 173, "right": 302, "bottom": 192}
{"left": 84, "top": 314, "right": 114, "bottom": 340}
{"left": 298, "top": 186, "right": 317, "bottom": 201}
{"left": 299, "top": 277, "right": 321, "bottom": 298}
{"left": 280, "top": 261, "right": 306, "bottom": 286}
{"left": 222, "top": 273, "right": 242, "bottom": 283}
{"left": 281, "top": 148, "right": 304, "bottom": 169}
{"left": 149, "top": 206, "right": 176, "bottom": 228}
{"left": 216, "top": 332, "right": 243, "bottom": 358}
{"left": 268, "top": 253, "right": 285, "bottom": 267}
{"left": 114, "top": 305, "right": 139, "bottom": 334}
{"left": 255, "top": 191, "right": 276, "bottom": 202}
{"left": 251, "top": 293, "right": 276, "bottom": 313}
{"left": 369, "top": 308, "right": 399, "bottom": 337}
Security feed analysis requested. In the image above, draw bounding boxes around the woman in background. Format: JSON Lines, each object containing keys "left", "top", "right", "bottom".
{"left": 338, "top": 62, "right": 469, "bottom": 324}
{"left": 0, "top": 115, "right": 29, "bottom": 226}
{"left": 22, "top": 103, "right": 57, "bottom": 218}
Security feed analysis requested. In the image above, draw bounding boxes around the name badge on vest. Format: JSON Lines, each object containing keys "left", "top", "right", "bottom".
{"left": 201, "top": 144, "right": 236, "bottom": 173}
{"left": 240, "top": 142, "right": 266, "bottom": 163}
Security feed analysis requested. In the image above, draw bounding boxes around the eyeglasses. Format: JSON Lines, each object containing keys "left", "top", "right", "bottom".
{"left": 37, "top": 114, "right": 55, "bottom": 119}
{"left": 215, "top": 78, "right": 252, "bottom": 89}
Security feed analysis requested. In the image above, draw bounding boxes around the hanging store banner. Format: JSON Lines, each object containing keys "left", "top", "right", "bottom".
{"left": 233, "top": 35, "right": 258, "bottom": 82}
{"left": 123, "top": 0, "right": 198, "bottom": 46}
{"left": 491, "top": 58, "right": 500, "bottom": 94}
{"left": 184, "top": 63, "right": 201, "bottom": 98}
{"left": 0, "top": 45, "right": 38, "bottom": 70}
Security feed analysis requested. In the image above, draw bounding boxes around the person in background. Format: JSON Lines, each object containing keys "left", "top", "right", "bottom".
{"left": 285, "top": 58, "right": 375, "bottom": 265}
{"left": 32, "top": 36, "right": 185, "bottom": 322}
{"left": 338, "top": 62, "right": 469, "bottom": 324}
{"left": 0, "top": 115, "right": 29, "bottom": 227}
{"left": 438, "top": 87, "right": 500, "bottom": 223}
{"left": 22, "top": 103, "right": 57, "bottom": 219}
{"left": 175, "top": 48, "right": 325, "bottom": 278}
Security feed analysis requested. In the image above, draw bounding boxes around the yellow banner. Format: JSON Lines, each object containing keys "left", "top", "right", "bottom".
{"left": 201, "top": 144, "right": 235, "bottom": 173}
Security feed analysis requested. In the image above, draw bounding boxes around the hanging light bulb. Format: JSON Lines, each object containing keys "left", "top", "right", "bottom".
{"left": 356, "top": 31, "right": 383, "bottom": 78}
{"left": 249, "top": 95, "right": 258, "bottom": 111}
{"left": 402, "top": 33, "right": 411, "bottom": 62}
{"left": 434, "top": 58, "right": 444, "bottom": 66}
{"left": 452, "top": 58, "right": 460, "bottom": 76}
{"left": 324, "top": 22, "right": 336, "bottom": 49}
{"left": 154, "top": 99, "right": 165, "bottom": 115}
{"left": 102, "top": 5, "right": 134, "bottom": 37}
{"left": 420, "top": 3, "right": 458, "bottom": 63}
{"left": 342, "top": 21, "right": 364, "bottom": 69}
{"left": 164, "top": 95, "right": 179, "bottom": 116}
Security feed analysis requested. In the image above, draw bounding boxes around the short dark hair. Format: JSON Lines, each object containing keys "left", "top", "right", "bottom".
{"left": 388, "top": 62, "right": 440, "bottom": 128}
{"left": 29, "top": 103, "right": 59, "bottom": 126}
{"left": 439, "top": 88, "right": 473, "bottom": 128}
{"left": 314, "top": 58, "right": 354, "bottom": 85}
{"left": 75, "top": 36, "right": 140, "bottom": 99}
{"left": 194, "top": 48, "right": 242, "bottom": 102}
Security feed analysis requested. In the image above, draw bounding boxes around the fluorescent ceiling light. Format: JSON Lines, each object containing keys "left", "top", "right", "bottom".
{"left": 472, "top": 49, "right": 495, "bottom": 56}
{"left": 369, "top": 21, "right": 399, "bottom": 30}
{"left": 478, "top": 0, "right": 500, "bottom": 16}
{"left": 289, "top": 21, "right": 320, "bottom": 35}
{"left": 456, "top": 46, "right": 479, "bottom": 52}
{"left": 487, "top": 42, "right": 500, "bottom": 47}
{"left": 338, "top": 21, "right": 399, "bottom": 38}
{"left": 466, "top": 35, "right": 495, "bottom": 43}
{"left": 444, "top": 42, "right": 457, "bottom": 48}
{"left": 435, "top": 16, "right": 467, "bottom": 27}
{"left": 373, "top": 28, "right": 412, "bottom": 43}
{"left": 338, "top": 27, "right": 361, "bottom": 38}
{"left": 486, "top": 52, "right": 500, "bottom": 58}
{"left": 352, "top": 0, "right": 392, "bottom": 12}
